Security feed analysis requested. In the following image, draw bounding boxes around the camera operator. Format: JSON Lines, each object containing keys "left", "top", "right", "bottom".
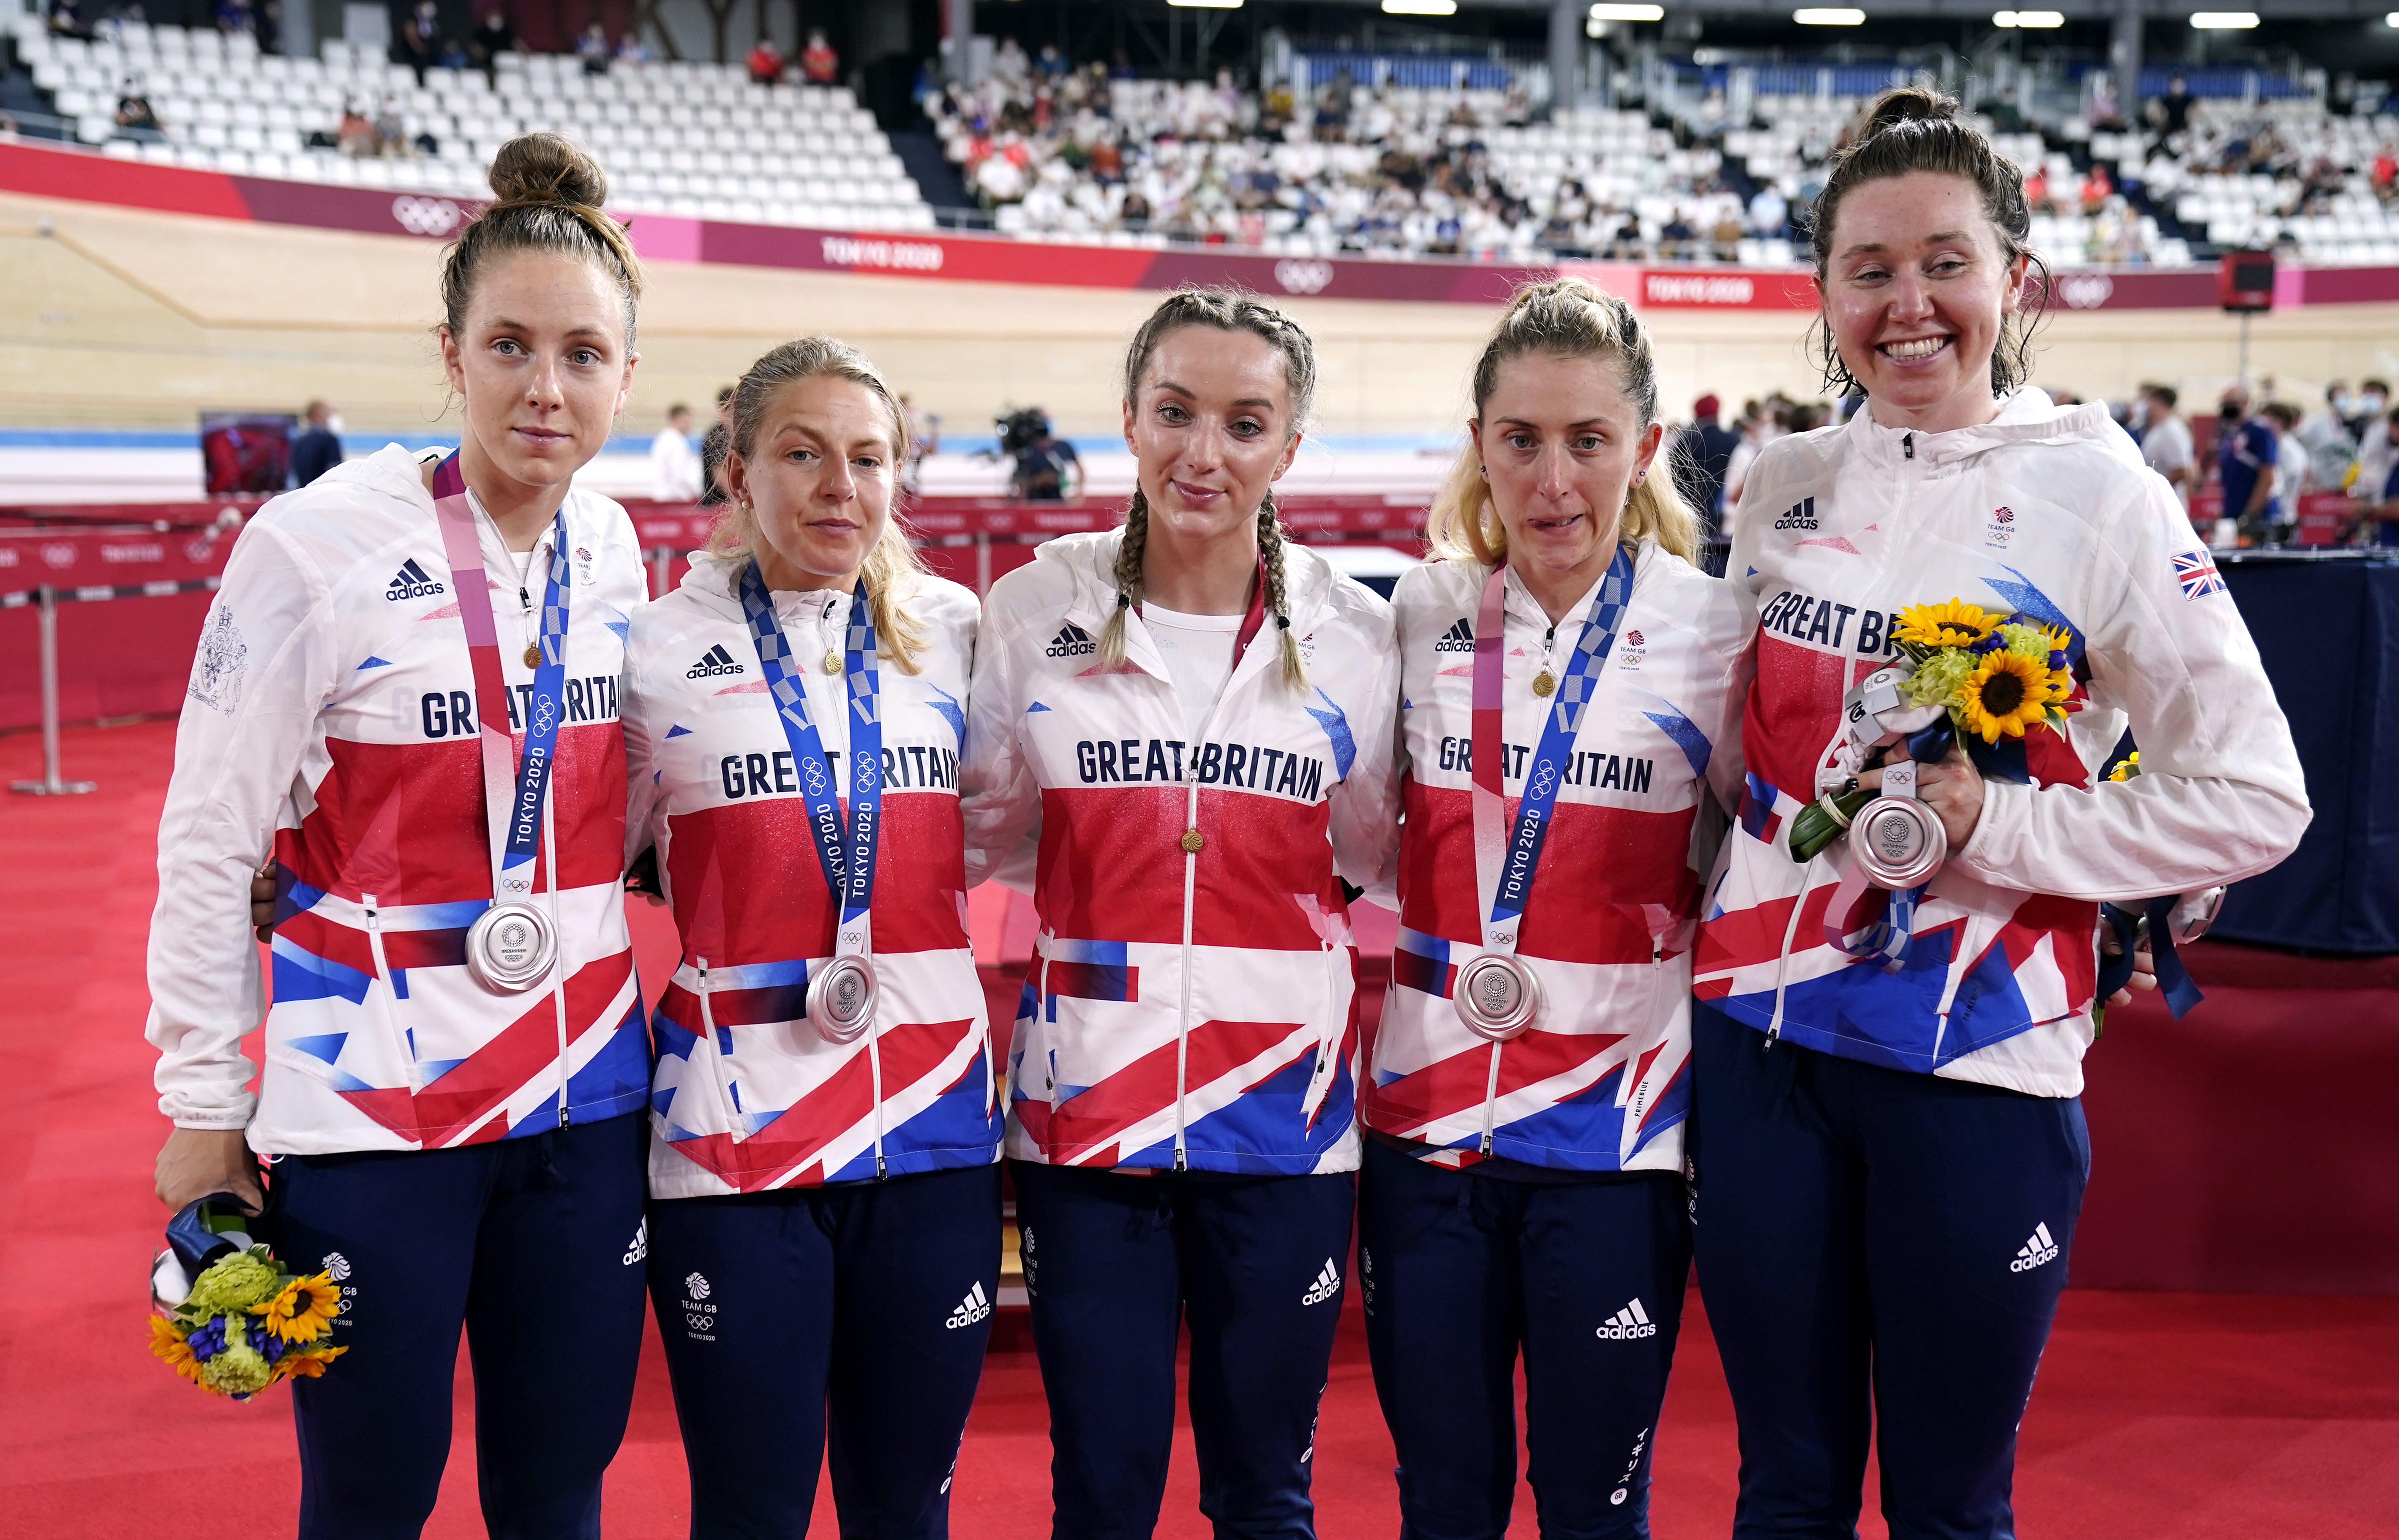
{"left": 1002, "top": 407, "right": 1081, "bottom": 502}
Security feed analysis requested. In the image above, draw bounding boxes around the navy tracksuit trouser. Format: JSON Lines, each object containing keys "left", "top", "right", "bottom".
{"left": 1357, "top": 1137, "right": 1690, "bottom": 1540}
{"left": 265, "top": 1110, "right": 651, "bottom": 1540}
{"left": 1009, "top": 1159, "right": 1356, "bottom": 1540}
{"left": 645, "top": 1161, "right": 1004, "bottom": 1540}
{"left": 1690, "top": 1004, "right": 2091, "bottom": 1540}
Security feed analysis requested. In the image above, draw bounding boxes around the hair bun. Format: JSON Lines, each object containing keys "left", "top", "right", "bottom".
{"left": 486, "top": 131, "right": 608, "bottom": 211}
{"left": 1859, "top": 85, "right": 1958, "bottom": 141}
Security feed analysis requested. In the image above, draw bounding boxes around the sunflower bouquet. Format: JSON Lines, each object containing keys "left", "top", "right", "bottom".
{"left": 149, "top": 1197, "right": 344, "bottom": 1400}
{"left": 1789, "top": 599, "right": 2075, "bottom": 864}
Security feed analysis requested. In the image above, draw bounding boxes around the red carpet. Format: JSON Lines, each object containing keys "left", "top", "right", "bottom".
{"left": 4, "top": 717, "right": 2395, "bottom": 1538}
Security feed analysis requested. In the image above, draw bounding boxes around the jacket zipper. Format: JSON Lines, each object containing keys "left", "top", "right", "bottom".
{"left": 1903, "top": 432, "right": 1915, "bottom": 460}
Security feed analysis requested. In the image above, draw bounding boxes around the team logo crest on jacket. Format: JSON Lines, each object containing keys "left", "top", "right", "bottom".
{"left": 149, "top": 445, "right": 650, "bottom": 1154}
{"left": 1695, "top": 394, "right": 2309, "bottom": 1099}
{"left": 960, "top": 529, "right": 1403, "bottom": 1176}
{"left": 1366, "top": 545, "right": 1747, "bottom": 1174}
{"left": 625, "top": 554, "right": 999, "bottom": 1198}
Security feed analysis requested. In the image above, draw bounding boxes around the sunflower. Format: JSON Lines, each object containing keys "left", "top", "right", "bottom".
{"left": 1958, "top": 652, "right": 2053, "bottom": 743}
{"left": 149, "top": 1315, "right": 204, "bottom": 1384}
{"left": 274, "top": 1343, "right": 347, "bottom": 1381}
{"left": 1893, "top": 599, "right": 2000, "bottom": 650}
{"left": 253, "top": 1273, "right": 341, "bottom": 1344}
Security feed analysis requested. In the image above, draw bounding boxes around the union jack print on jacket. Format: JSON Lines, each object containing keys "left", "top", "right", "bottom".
{"left": 960, "top": 530, "right": 1402, "bottom": 1176}
{"left": 1365, "top": 543, "right": 1747, "bottom": 1173}
{"left": 147, "top": 446, "right": 650, "bottom": 1154}
{"left": 1695, "top": 393, "right": 2310, "bottom": 1097}
{"left": 624, "top": 554, "right": 1000, "bottom": 1197}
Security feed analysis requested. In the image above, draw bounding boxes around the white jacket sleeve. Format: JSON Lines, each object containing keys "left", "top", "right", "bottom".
{"left": 1957, "top": 474, "right": 2312, "bottom": 899}
{"left": 959, "top": 606, "right": 1040, "bottom": 891}
{"left": 146, "top": 520, "right": 341, "bottom": 1129}
{"left": 1324, "top": 612, "right": 1403, "bottom": 892}
{"left": 621, "top": 630, "right": 666, "bottom": 868}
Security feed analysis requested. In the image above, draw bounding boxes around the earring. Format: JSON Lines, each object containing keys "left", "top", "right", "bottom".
{"left": 1478, "top": 465, "right": 1487, "bottom": 479}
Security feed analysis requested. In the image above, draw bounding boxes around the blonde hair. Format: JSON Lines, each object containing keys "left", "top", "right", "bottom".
{"left": 1426, "top": 276, "right": 1698, "bottom": 568}
{"left": 1097, "top": 287, "right": 1317, "bottom": 691}
{"left": 707, "top": 335, "right": 931, "bottom": 674}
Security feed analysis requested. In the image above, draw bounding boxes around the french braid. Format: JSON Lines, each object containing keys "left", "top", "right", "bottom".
{"left": 1106, "top": 286, "right": 1318, "bottom": 689}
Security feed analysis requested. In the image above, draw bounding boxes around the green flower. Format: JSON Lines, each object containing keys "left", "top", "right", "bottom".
{"left": 1997, "top": 623, "right": 2051, "bottom": 660}
{"left": 1904, "top": 649, "right": 1974, "bottom": 710}
{"left": 184, "top": 1251, "right": 283, "bottom": 1315}
{"left": 197, "top": 1337, "right": 273, "bottom": 1396}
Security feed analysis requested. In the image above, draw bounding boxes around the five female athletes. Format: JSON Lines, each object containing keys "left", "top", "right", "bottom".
{"left": 147, "top": 91, "right": 2307, "bottom": 1540}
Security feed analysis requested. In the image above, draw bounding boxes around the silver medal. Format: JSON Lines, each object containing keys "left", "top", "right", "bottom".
{"left": 1851, "top": 797, "right": 1946, "bottom": 889}
{"left": 463, "top": 900, "right": 556, "bottom": 993}
{"left": 1451, "top": 952, "right": 1542, "bottom": 1042}
{"left": 807, "top": 953, "right": 878, "bottom": 1044}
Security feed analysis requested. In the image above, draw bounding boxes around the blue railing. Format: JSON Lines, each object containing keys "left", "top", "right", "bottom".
{"left": 2136, "top": 67, "right": 2305, "bottom": 100}
{"left": 1295, "top": 52, "right": 1513, "bottom": 94}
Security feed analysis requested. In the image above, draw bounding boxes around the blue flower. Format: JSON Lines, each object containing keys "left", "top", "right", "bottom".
{"left": 186, "top": 1316, "right": 229, "bottom": 1360}
{"left": 245, "top": 1317, "right": 288, "bottom": 1364}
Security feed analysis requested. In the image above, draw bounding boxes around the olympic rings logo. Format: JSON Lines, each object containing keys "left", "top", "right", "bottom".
{"left": 1529, "top": 763, "right": 1558, "bottom": 799}
{"left": 533, "top": 697, "right": 556, "bottom": 733}
{"left": 802, "top": 757, "right": 830, "bottom": 795}
{"left": 855, "top": 750, "right": 879, "bottom": 786}
{"left": 1273, "top": 258, "right": 1335, "bottom": 295}
{"left": 390, "top": 195, "right": 467, "bottom": 239}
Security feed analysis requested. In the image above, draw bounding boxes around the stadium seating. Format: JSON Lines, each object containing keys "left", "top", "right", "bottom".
{"left": 9, "top": 16, "right": 934, "bottom": 230}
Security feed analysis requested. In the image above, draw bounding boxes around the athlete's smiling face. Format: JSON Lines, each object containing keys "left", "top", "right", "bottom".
{"left": 1123, "top": 325, "right": 1303, "bottom": 547}
{"left": 440, "top": 250, "right": 635, "bottom": 498}
{"left": 730, "top": 374, "right": 900, "bottom": 591}
{"left": 1821, "top": 170, "right": 2029, "bottom": 435}
{"left": 1469, "top": 350, "right": 1662, "bottom": 589}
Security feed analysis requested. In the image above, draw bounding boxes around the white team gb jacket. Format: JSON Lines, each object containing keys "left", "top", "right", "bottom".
{"left": 623, "top": 552, "right": 1000, "bottom": 1198}
{"left": 148, "top": 445, "right": 652, "bottom": 1154}
{"left": 1695, "top": 392, "right": 2311, "bottom": 1097}
{"left": 1367, "top": 543, "right": 1749, "bottom": 1173}
{"left": 960, "top": 529, "right": 1403, "bottom": 1176}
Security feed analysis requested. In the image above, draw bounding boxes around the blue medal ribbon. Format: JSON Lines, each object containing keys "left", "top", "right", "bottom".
{"left": 737, "top": 561, "right": 882, "bottom": 942}
{"left": 1480, "top": 544, "right": 1638, "bottom": 935}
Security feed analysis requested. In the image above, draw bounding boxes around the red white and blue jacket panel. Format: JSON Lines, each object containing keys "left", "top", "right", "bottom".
{"left": 1365, "top": 545, "right": 1748, "bottom": 1174}
{"left": 624, "top": 554, "right": 999, "bottom": 1198}
{"left": 1695, "top": 394, "right": 2310, "bottom": 1097}
{"left": 960, "top": 531, "right": 1403, "bottom": 1177}
{"left": 147, "top": 445, "right": 650, "bottom": 1154}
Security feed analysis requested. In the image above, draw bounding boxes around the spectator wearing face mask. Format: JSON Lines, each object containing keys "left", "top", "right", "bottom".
{"left": 2345, "top": 378, "right": 2390, "bottom": 441}
{"left": 2298, "top": 382, "right": 2359, "bottom": 493}
{"left": 291, "top": 398, "right": 343, "bottom": 487}
{"left": 2217, "top": 386, "right": 2280, "bottom": 545}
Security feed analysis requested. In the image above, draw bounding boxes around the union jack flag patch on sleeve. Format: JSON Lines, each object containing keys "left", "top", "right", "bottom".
{"left": 2172, "top": 550, "right": 2226, "bottom": 600}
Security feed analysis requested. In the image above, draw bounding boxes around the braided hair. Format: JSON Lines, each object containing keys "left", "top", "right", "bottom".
{"left": 1099, "top": 288, "right": 1316, "bottom": 691}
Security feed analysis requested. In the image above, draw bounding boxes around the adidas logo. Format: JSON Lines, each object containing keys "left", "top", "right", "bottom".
{"left": 621, "top": 1218, "right": 647, "bottom": 1266}
{"left": 385, "top": 558, "right": 446, "bottom": 601}
{"left": 1300, "top": 1257, "right": 1342, "bottom": 1307}
{"left": 1045, "top": 623, "right": 1096, "bottom": 659}
{"left": 685, "top": 642, "right": 745, "bottom": 679}
{"left": 1432, "top": 617, "right": 1475, "bottom": 653}
{"left": 1772, "top": 497, "right": 1818, "bottom": 532}
{"left": 945, "top": 1281, "right": 992, "bottom": 1330}
{"left": 2010, "top": 1222, "right": 2060, "bottom": 1273}
{"left": 1596, "top": 1298, "right": 1658, "bottom": 1339}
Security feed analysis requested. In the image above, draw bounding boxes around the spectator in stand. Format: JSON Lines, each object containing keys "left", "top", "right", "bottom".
{"left": 2375, "top": 143, "right": 2398, "bottom": 206}
{"left": 2136, "top": 384, "right": 2196, "bottom": 516}
{"left": 2350, "top": 405, "right": 2399, "bottom": 547}
{"left": 114, "top": 75, "right": 161, "bottom": 134}
{"left": 615, "top": 31, "right": 648, "bottom": 64}
{"left": 2217, "top": 386, "right": 2282, "bottom": 545}
{"left": 1671, "top": 393, "right": 1739, "bottom": 552}
{"left": 395, "top": 0, "right": 439, "bottom": 84}
{"left": 578, "top": 21, "right": 610, "bottom": 76}
{"left": 46, "top": 0, "right": 91, "bottom": 41}
{"left": 467, "top": 8, "right": 514, "bottom": 76}
{"left": 2151, "top": 74, "right": 2193, "bottom": 138}
{"left": 746, "top": 35, "right": 785, "bottom": 87}
{"left": 1748, "top": 182, "right": 1788, "bottom": 241}
{"left": 373, "top": 94, "right": 408, "bottom": 157}
{"left": 290, "top": 399, "right": 342, "bottom": 488}
{"left": 2089, "top": 71, "right": 2126, "bottom": 132}
{"left": 2298, "top": 382, "right": 2359, "bottom": 493}
{"left": 2078, "top": 163, "right": 2113, "bottom": 215}
{"left": 800, "top": 27, "right": 837, "bottom": 86}
{"left": 337, "top": 99, "right": 375, "bottom": 157}
{"left": 649, "top": 403, "right": 701, "bottom": 503}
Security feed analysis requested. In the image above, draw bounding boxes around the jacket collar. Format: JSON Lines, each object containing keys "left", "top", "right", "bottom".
{"left": 1043, "top": 524, "right": 1341, "bottom": 691}
{"left": 1843, "top": 389, "right": 2118, "bottom": 472}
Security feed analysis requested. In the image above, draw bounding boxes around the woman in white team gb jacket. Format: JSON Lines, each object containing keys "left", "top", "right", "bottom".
{"left": 145, "top": 135, "right": 656, "bottom": 1537}
{"left": 960, "top": 288, "right": 1401, "bottom": 1540}
{"left": 620, "top": 336, "right": 1002, "bottom": 1535}
{"left": 1689, "top": 90, "right": 2310, "bottom": 1540}
{"left": 1361, "top": 277, "right": 1747, "bottom": 1540}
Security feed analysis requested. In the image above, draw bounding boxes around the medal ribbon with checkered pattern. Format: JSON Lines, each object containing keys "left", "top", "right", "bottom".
{"left": 1469, "top": 543, "right": 1636, "bottom": 955}
{"left": 738, "top": 560, "right": 883, "bottom": 963}
{"left": 430, "top": 452, "right": 572, "bottom": 901}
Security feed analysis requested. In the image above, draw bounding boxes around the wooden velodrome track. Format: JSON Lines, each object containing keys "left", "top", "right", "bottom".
{"left": 5, "top": 185, "right": 2399, "bottom": 441}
